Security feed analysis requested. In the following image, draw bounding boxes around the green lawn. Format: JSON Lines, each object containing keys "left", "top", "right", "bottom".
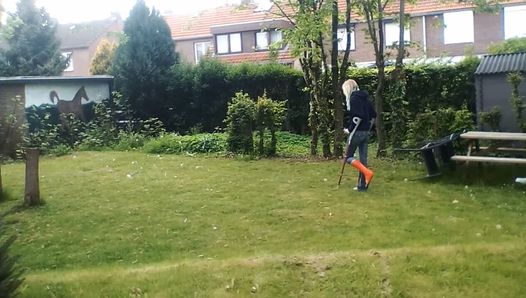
{"left": 1, "top": 151, "right": 525, "bottom": 297}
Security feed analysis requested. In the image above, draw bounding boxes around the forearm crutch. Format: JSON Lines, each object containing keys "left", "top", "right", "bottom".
{"left": 337, "top": 117, "right": 362, "bottom": 187}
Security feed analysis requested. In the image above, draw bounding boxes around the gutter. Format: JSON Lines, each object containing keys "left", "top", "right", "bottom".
{"left": 422, "top": 16, "right": 427, "bottom": 59}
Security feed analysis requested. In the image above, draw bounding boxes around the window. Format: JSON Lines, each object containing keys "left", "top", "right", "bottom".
{"left": 216, "top": 33, "right": 242, "bottom": 54}
{"left": 504, "top": 5, "right": 526, "bottom": 39}
{"left": 384, "top": 22, "right": 410, "bottom": 47}
{"left": 270, "top": 30, "right": 283, "bottom": 44}
{"left": 194, "top": 42, "right": 211, "bottom": 63}
{"left": 443, "top": 10, "right": 474, "bottom": 44}
{"left": 337, "top": 28, "right": 355, "bottom": 51}
{"left": 256, "top": 32, "right": 269, "bottom": 50}
{"left": 62, "top": 52, "right": 73, "bottom": 72}
{"left": 255, "top": 29, "right": 283, "bottom": 50}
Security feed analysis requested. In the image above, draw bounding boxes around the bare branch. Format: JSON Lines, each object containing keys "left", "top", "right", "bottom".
{"left": 271, "top": 1, "right": 297, "bottom": 26}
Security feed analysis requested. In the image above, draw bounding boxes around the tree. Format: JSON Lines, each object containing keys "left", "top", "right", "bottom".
{"left": 0, "top": 0, "right": 67, "bottom": 76}
{"left": 332, "top": 0, "right": 354, "bottom": 157}
{"left": 90, "top": 39, "right": 117, "bottom": 75}
{"left": 112, "top": 0, "right": 178, "bottom": 124}
{"left": 488, "top": 37, "right": 526, "bottom": 54}
{"left": 354, "top": 0, "right": 389, "bottom": 157}
{"left": 387, "top": 0, "right": 410, "bottom": 148}
{"left": 274, "top": 0, "right": 354, "bottom": 157}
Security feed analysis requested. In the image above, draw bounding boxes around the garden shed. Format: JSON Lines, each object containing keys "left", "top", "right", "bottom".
{"left": 475, "top": 52, "right": 526, "bottom": 132}
{"left": 0, "top": 75, "right": 113, "bottom": 156}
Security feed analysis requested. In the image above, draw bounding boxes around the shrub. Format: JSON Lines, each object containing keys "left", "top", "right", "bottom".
{"left": 48, "top": 144, "right": 72, "bottom": 157}
{"left": 274, "top": 131, "right": 310, "bottom": 157}
{"left": 255, "top": 93, "right": 286, "bottom": 156}
{"left": 113, "top": 132, "right": 147, "bottom": 151}
{"left": 24, "top": 105, "right": 62, "bottom": 151}
{"left": 488, "top": 37, "right": 526, "bottom": 54}
{"left": 225, "top": 92, "right": 256, "bottom": 154}
{"left": 479, "top": 106, "right": 502, "bottom": 131}
{"left": 143, "top": 133, "right": 226, "bottom": 154}
{"left": 405, "top": 107, "right": 474, "bottom": 147}
{"left": 508, "top": 72, "right": 526, "bottom": 132}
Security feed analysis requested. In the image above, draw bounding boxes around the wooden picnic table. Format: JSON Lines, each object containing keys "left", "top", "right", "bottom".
{"left": 451, "top": 131, "right": 526, "bottom": 164}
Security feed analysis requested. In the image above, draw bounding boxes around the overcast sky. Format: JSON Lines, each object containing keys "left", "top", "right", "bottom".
{"left": 3, "top": 0, "right": 272, "bottom": 23}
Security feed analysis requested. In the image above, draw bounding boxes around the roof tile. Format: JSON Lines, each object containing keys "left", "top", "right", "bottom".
{"left": 165, "top": 3, "right": 287, "bottom": 40}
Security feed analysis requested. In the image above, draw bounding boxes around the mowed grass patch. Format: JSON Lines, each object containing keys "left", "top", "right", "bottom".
{"left": 1, "top": 151, "right": 525, "bottom": 297}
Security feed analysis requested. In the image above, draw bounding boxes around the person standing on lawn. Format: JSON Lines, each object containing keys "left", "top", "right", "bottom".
{"left": 342, "top": 79, "right": 377, "bottom": 191}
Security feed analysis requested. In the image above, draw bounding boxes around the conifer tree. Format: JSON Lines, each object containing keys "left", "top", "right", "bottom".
{"left": 112, "top": 0, "right": 178, "bottom": 122}
{"left": 90, "top": 39, "right": 117, "bottom": 75}
{"left": 0, "top": 0, "right": 67, "bottom": 76}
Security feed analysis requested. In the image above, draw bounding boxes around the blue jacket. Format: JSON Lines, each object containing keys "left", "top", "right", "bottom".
{"left": 346, "top": 90, "right": 377, "bottom": 131}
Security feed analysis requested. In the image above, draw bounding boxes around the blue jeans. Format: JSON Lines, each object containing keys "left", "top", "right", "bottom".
{"left": 345, "top": 131, "right": 369, "bottom": 190}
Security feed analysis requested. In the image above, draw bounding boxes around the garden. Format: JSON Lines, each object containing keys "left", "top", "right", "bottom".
{"left": 1, "top": 1, "right": 526, "bottom": 296}
{"left": 1, "top": 59, "right": 525, "bottom": 295}
{"left": 1, "top": 54, "right": 525, "bottom": 298}
{"left": 1, "top": 147, "right": 526, "bottom": 297}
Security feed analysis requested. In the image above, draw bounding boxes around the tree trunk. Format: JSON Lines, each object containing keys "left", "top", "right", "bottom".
{"left": 24, "top": 148, "right": 40, "bottom": 206}
{"left": 332, "top": 0, "right": 343, "bottom": 157}
{"left": 318, "top": 93, "right": 332, "bottom": 158}
{"left": 375, "top": 67, "right": 387, "bottom": 157}
{"left": 309, "top": 94, "right": 319, "bottom": 156}
{"left": 396, "top": 0, "right": 406, "bottom": 69}
{"left": 388, "top": 0, "right": 407, "bottom": 148}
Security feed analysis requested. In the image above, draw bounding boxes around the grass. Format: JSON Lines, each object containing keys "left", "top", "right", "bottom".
{"left": 0, "top": 151, "right": 525, "bottom": 297}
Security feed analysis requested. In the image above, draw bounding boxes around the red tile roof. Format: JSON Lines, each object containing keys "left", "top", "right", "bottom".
{"left": 378, "top": 0, "right": 526, "bottom": 14}
{"left": 163, "top": 0, "right": 525, "bottom": 64}
{"left": 165, "top": 0, "right": 526, "bottom": 41}
{"left": 339, "top": 0, "right": 526, "bottom": 18}
{"left": 164, "top": 3, "right": 288, "bottom": 40}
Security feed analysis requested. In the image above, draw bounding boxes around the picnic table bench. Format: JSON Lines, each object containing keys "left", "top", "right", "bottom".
{"left": 451, "top": 131, "right": 526, "bottom": 165}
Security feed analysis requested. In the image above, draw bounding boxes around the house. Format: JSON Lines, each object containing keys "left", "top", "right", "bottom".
{"left": 56, "top": 15, "right": 123, "bottom": 76}
{"left": 475, "top": 52, "right": 526, "bottom": 132}
{"left": 163, "top": 3, "right": 295, "bottom": 66}
{"left": 337, "top": 0, "right": 526, "bottom": 65}
{"left": 164, "top": 1, "right": 526, "bottom": 66}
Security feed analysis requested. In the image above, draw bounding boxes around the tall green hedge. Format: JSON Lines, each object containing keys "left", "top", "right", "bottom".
{"left": 18, "top": 58, "right": 479, "bottom": 154}
{"left": 348, "top": 59, "right": 478, "bottom": 115}
{"left": 348, "top": 58, "right": 479, "bottom": 146}
{"left": 153, "top": 58, "right": 479, "bottom": 143}
{"left": 166, "top": 59, "right": 309, "bottom": 134}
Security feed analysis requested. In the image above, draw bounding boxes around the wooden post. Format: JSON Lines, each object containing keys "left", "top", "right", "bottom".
{"left": 24, "top": 148, "right": 40, "bottom": 205}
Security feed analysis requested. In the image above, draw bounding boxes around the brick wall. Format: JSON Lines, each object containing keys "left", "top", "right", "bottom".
{"left": 0, "top": 84, "right": 26, "bottom": 157}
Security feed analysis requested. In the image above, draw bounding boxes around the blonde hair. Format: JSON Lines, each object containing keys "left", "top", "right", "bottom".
{"left": 342, "top": 79, "right": 359, "bottom": 111}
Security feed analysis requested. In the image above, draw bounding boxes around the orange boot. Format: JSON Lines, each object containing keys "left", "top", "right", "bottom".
{"left": 351, "top": 160, "right": 374, "bottom": 187}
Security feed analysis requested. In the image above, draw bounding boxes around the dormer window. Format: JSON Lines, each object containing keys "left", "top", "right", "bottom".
{"left": 216, "top": 33, "right": 242, "bottom": 54}
{"left": 255, "top": 29, "right": 283, "bottom": 50}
